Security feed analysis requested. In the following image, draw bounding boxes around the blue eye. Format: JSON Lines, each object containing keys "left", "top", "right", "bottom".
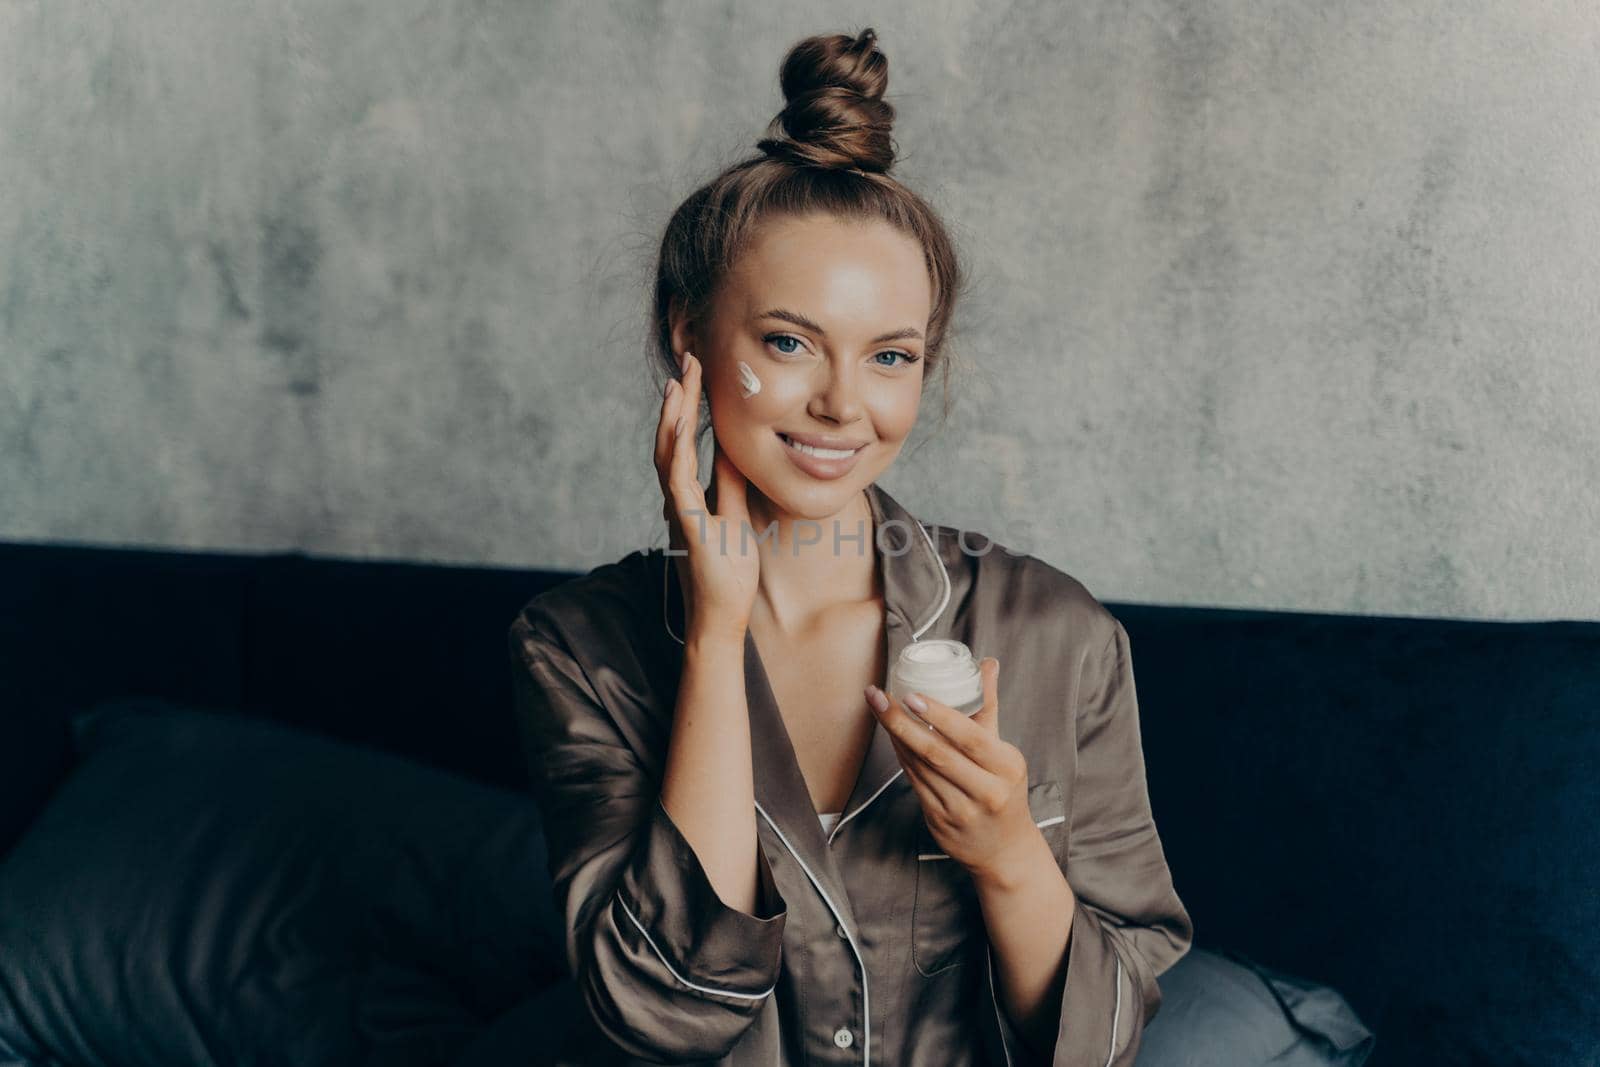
{"left": 762, "top": 332, "right": 922, "bottom": 367}
{"left": 873, "top": 349, "right": 919, "bottom": 367}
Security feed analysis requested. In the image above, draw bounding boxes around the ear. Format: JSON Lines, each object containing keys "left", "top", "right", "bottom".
{"left": 972, "top": 657, "right": 1000, "bottom": 733}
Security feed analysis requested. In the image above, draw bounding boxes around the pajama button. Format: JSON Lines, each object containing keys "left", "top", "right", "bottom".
{"left": 833, "top": 1027, "right": 854, "bottom": 1048}
{"left": 835, "top": 923, "right": 848, "bottom": 939}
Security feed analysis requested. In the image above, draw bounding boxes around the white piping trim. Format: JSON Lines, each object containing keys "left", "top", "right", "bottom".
{"left": 989, "top": 916, "right": 1123, "bottom": 1067}
{"left": 664, "top": 553, "right": 685, "bottom": 646}
{"left": 1105, "top": 955, "right": 1123, "bottom": 1067}
{"left": 917, "top": 816, "right": 1061, "bottom": 862}
{"left": 827, "top": 768, "right": 903, "bottom": 845}
{"left": 755, "top": 799, "right": 871, "bottom": 1065}
{"left": 987, "top": 943, "right": 1014, "bottom": 1067}
{"left": 826, "top": 512, "right": 948, "bottom": 844}
{"left": 612, "top": 886, "right": 778, "bottom": 1001}
{"left": 908, "top": 516, "right": 951, "bottom": 640}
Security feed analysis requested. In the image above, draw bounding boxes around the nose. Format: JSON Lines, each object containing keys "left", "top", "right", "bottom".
{"left": 807, "top": 357, "right": 866, "bottom": 426}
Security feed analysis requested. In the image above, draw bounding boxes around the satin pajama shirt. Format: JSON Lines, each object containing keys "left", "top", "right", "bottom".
{"left": 507, "top": 481, "right": 1193, "bottom": 1065}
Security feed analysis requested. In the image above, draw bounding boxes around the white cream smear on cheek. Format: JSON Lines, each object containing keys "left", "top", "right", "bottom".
{"left": 736, "top": 360, "right": 762, "bottom": 399}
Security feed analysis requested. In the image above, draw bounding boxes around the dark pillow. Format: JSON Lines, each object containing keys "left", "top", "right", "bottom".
{"left": 1138, "top": 946, "right": 1376, "bottom": 1065}
{"left": 0, "top": 699, "right": 566, "bottom": 1067}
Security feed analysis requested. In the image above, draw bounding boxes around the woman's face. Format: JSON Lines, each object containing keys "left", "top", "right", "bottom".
{"left": 677, "top": 213, "right": 932, "bottom": 523}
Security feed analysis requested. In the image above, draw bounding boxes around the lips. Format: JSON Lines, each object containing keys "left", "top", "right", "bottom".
{"left": 778, "top": 432, "right": 866, "bottom": 458}
{"left": 777, "top": 432, "right": 866, "bottom": 479}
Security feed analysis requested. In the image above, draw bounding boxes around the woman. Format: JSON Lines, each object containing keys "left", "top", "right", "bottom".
{"left": 509, "top": 28, "right": 1192, "bottom": 1067}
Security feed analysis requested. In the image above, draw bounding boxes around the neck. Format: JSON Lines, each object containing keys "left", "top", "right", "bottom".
{"left": 729, "top": 483, "right": 879, "bottom": 636}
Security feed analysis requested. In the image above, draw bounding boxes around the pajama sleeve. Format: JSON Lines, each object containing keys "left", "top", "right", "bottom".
{"left": 988, "top": 616, "right": 1194, "bottom": 1067}
{"left": 508, "top": 606, "right": 789, "bottom": 1063}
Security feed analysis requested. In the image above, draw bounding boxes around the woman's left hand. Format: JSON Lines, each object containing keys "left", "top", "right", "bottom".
{"left": 865, "top": 658, "right": 1038, "bottom": 883}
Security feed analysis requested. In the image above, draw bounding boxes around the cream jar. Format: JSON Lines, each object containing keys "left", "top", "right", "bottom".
{"left": 888, "top": 638, "right": 985, "bottom": 719}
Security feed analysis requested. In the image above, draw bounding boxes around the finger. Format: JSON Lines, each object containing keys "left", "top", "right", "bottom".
{"left": 885, "top": 728, "right": 953, "bottom": 821}
{"left": 654, "top": 377, "right": 683, "bottom": 500}
{"left": 971, "top": 657, "right": 1001, "bottom": 733}
{"left": 682, "top": 352, "right": 703, "bottom": 487}
{"left": 711, "top": 435, "right": 749, "bottom": 521}
{"left": 869, "top": 686, "right": 995, "bottom": 801}
{"left": 667, "top": 380, "right": 708, "bottom": 537}
{"left": 656, "top": 379, "right": 687, "bottom": 531}
{"left": 900, "top": 686, "right": 1008, "bottom": 773}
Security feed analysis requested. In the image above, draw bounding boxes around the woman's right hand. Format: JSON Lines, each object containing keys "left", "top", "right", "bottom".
{"left": 654, "top": 351, "right": 761, "bottom": 643}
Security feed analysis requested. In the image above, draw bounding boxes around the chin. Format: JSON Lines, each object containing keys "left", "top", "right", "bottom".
{"left": 750, "top": 462, "right": 879, "bottom": 523}
{"left": 722, "top": 427, "right": 894, "bottom": 520}
{"left": 763, "top": 480, "right": 864, "bottom": 522}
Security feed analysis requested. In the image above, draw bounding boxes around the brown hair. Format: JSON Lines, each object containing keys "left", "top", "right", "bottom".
{"left": 650, "top": 27, "right": 968, "bottom": 435}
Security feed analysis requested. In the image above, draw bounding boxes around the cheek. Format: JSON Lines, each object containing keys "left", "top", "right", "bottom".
{"left": 707, "top": 361, "right": 923, "bottom": 440}
{"left": 706, "top": 367, "right": 784, "bottom": 439}
{"left": 870, "top": 386, "right": 923, "bottom": 440}
{"left": 715, "top": 364, "right": 807, "bottom": 423}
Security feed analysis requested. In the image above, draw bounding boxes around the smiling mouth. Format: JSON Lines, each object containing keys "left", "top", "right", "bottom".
{"left": 776, "top": 433, "right": 866, "bottom": 460}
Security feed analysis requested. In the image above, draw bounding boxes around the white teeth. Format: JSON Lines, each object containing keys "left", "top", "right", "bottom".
{"left": 781, "top": 434, "right": 858, "bottom": 460}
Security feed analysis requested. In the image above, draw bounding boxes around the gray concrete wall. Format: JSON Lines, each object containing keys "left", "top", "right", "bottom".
{"left": 3, "top": 2, "right": 1595, "bottom": 622}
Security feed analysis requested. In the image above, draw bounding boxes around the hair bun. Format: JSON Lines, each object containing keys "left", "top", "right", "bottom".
{"left": 755, "top": 28, "right": 896, "bottom": 174}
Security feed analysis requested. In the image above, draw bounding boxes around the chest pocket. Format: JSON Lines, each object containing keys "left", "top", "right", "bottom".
{"left": 912, "top": 780, "right": 1068, "bottom": 978}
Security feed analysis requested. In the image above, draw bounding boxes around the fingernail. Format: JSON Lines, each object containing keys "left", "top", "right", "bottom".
{"left": 675, "top": 415, "right": 685, "bottom": 436}
{"left": 864, "top": 686, "right": 888, "bottom": 713}
{"left": 666, "top": 379, "right": 678, "bottom": 397}
{"left": 904, "top": 693, "right": 928, "bottom": 714}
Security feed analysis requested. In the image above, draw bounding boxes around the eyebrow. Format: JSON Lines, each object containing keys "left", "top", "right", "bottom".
{"left": 753, "top": 307, "right": 924, "bottom": 345}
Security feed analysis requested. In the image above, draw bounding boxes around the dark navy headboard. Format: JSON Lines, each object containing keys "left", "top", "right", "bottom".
{"left": 4, "top": 539, "right": 1597, "bottom": 1064}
